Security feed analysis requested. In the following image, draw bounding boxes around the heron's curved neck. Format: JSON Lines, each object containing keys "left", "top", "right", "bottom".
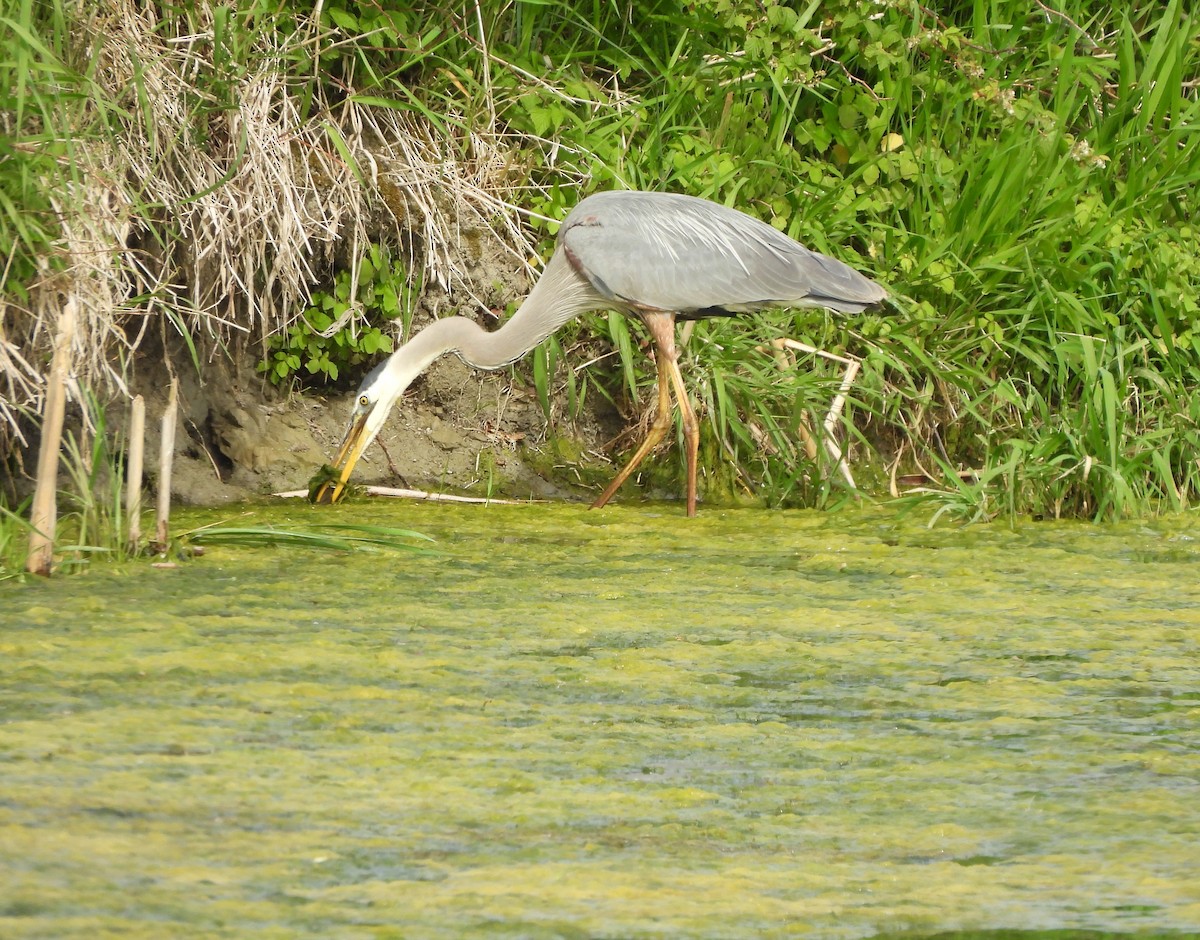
{"left": 384, "top": 247, "right": 607, "bottom": 383}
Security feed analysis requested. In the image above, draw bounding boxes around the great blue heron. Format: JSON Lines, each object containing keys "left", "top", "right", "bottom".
{"left": 313, "top": 190, "right": 886, "bottom": 515}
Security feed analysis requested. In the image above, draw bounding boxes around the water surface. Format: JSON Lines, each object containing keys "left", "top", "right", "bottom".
{"left": 2, "top": 502, "right": 1199, "bottom": 937}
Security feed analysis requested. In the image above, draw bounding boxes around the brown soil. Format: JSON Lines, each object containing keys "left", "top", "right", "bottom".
{"left": 118, "top": 337, "right": 622, "bottom": 508}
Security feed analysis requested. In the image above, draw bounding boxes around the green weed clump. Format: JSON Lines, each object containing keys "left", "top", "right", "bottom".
{"left": 259, "top": 245, "right": 417, "bottom": 387}
{"left": 0, "top": 394, "right": 135, "bottom": 580}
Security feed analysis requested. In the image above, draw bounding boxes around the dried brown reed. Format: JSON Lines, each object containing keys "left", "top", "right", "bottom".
{"left": 2, "top": 0, "right": 540, "bottom": 446}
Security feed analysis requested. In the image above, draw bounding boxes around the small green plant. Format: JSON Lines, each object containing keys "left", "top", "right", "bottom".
{"left": 180, "top": 521, "right": 437, "bottom": 554}
{"left": 55, "top": 390, "right": 132, "bottom": 572}
{"left": 260, "top": 244, "right": 417, "bottom": 386}
{"left": 0, "top": 393, "right": 137, "bottom": 580}
{"left": 0, "top": 500, "right": 33, "bottom": 581}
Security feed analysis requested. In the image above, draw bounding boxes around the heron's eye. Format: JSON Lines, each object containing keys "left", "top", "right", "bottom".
{"left": 358, "top": 394, "right": 369, "bottom": 407}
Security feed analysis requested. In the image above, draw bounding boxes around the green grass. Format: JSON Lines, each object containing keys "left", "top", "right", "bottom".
{"left": 484, "top": 0, "right": 1200, "bottom": 520}
{"left": 2, "top": 0, "right": 1198, "bottom": 541}
{"left": 180, "top": 521, "right": 437, "bottom": 554}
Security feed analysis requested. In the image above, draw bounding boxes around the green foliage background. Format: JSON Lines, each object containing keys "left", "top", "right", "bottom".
{"left": 3, "top": 0, "right": 1199, "bottom": 522}
{"left": 309, "top": 0, "right": 1199, "bottom": 519}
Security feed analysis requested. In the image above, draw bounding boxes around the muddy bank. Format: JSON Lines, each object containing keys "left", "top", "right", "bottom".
{"left": 117, "top": 336, "right": 624, "bottom": 508}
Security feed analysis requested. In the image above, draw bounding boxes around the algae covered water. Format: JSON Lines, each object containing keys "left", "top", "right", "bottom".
{"left": 2, "top": 502, "right": 1199, "bottom": 937}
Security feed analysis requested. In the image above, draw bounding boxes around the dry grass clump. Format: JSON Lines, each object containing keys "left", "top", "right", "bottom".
{"left": 1, "top": 0, "right": 540, "bottom": 443}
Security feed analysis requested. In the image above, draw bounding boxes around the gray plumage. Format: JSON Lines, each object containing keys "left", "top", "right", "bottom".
{"left": 560, "top": 190, "right": 885, "bottom": 317}
{"left": 313, "top": 189, "right": 886, "bottom": 514}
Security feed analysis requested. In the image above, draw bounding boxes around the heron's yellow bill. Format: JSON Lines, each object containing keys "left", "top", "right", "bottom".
{"left": 310, "top": 411, "right": 371, "bottom": 504}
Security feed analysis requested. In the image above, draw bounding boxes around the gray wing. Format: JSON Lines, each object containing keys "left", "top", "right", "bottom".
{"left": 558, "top": 190, "right": 885, "bottom": 315}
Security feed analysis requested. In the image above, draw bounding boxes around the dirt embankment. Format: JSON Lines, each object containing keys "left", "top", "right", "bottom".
{"left": 119, "top": 336, "right": 618, "bottom": 508}
{"left": 4, "top": 198, "right": 629, "bottom": 510}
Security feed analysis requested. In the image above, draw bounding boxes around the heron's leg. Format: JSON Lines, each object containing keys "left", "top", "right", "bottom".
{"left": 591, "top": 313, "right": 678, "bottom": 511}
{"left": 643, "top": 313, "right": 700, "bottom": 516}
{"left": 664, "top": 351, "right": 699, "bottom": 518}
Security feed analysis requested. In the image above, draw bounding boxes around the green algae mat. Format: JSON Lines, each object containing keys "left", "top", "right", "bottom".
{"left": 2, "top": 503, "right": 1199, "bottom": 938}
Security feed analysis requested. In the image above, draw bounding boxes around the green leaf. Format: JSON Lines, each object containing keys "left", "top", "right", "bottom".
{"left": 327, "top": 7, "right": 358, "bottom": 31}
{"left": 310, "top": 310, "right": 332, "bottom": 331}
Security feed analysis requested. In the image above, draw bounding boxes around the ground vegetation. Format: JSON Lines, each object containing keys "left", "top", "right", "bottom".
{"left": 2, "top": 0, "right": 1198, "bottom": 571}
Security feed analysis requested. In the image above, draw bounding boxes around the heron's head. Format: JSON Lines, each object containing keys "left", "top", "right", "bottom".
{"left": 311, "top": 360, "right": 402, "bottom": 504}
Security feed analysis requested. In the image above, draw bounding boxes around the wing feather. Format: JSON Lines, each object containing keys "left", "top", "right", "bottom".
{"left": 559, "top": 191, "right": 885, "bottom": 315}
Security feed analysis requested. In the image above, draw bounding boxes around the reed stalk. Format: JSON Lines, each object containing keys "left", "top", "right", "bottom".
{"left": 154, "top": 379, "right": 177, "bottom": 551}
{"left": 126, "top": 395, "right": 145, "bottom": 553}
{"left": 25, "top": 299, "right": 77, "bottom": 576}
